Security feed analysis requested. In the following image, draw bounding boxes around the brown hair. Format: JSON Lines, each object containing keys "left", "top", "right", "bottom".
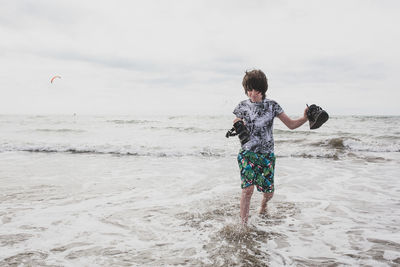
{"left": 242, "top": 69, "right": 268, "bottom": 99}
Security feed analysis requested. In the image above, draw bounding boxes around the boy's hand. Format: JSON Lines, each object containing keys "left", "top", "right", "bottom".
{"left": 304, "top": 106, "right": 309, "bottom": 120}
{"left": 233, "top": 118, "right": 243, "bottom": 124}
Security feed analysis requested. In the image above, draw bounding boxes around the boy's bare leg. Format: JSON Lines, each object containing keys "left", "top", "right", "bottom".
{"left": 240, "top": 185, "right": 254, "bottom": 224}
{"left": 259, "top": 192, "right": 273, "bottom": 214}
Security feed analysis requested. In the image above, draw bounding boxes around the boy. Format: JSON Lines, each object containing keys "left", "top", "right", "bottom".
{"left": 233, "top": 69, "right": 308, "bottom": 224}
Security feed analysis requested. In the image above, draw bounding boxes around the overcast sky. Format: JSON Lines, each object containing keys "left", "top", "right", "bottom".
{"left": 1, "top": 0, "right": 399, "bottom": 116}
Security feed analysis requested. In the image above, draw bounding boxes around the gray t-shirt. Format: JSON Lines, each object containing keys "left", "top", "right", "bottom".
{"left": 233, "top": 98, "right": 283, "bottom": 153}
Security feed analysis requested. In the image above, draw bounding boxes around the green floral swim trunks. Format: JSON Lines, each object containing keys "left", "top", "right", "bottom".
{"left": 237, "top": 150, "right": 276, "bottom": 193}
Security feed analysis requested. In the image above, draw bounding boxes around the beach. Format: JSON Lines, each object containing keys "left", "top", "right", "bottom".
{"left": 1, "top": 115, "right": 399, "bottom": 266}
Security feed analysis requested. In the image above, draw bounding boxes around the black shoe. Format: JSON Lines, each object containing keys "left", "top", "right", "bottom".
{"left": 307, "top": 104, "right": 329, "bottom": 129}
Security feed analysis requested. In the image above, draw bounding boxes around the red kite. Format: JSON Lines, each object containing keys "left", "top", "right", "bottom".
{"left": 50, "top": 75, "right": 61, "bottom": 83}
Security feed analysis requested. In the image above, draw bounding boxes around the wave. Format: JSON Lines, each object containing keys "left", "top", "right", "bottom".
{"left": 310, "top": 137, "right": 400, "bottom": 153}
{"left": 376, "top": 135, "right": 400, "bottom": 141}
{"left": 281, "top": 152, "right": 341, "bottom": 160}
{"left": 276, "top": 138, "right": 308, "bottom": 144}
{"left": 106, "top": 121, "right": 223, "bottom": 133}
{"left": 356, "top": 115, "right": 400, "bottom": 121}
{"left": 107, "top": 119, "right": 157, "bottom": 124}
{"left": 1, "top": 144, "right": 395, "bottom": 162}
{"left": 149, "top": 126, "right": 215, "bottom": 133}
{"left": 280, "top": 152, "right": 390, "bottom": 162}
{"left": 35, "top": 128, "right": 85, "bottom": 133}
{"left": 311, "top": 137, "right": 352, "bottom": 150}
{"left": 274, "top": 129, "right": 313, "bottom": 135}
{"left": 0, "top": 144, "right": 228, "bottom": 158}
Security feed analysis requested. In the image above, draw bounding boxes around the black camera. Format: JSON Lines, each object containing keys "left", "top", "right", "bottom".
{"left": 225, "top": 120, "right": 250, "bottom": 145}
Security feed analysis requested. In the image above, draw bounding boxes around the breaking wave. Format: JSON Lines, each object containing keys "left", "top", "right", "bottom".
{"left": 311, "top": 137, "right": 352, "bottom": 150}
{"left": 310, "top": 137, "right": 400, "bottom": 153}
{"left": 0, "top": 144, "right": 228, "bottom": 158}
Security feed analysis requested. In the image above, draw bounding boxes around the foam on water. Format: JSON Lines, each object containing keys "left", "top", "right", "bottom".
{"left": 0, "top": 115, "right": 399, "bottom": 266}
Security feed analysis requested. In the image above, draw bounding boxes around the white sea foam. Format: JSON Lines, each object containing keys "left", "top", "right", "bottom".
{"left": 0, "top": 115, "right": 399, "bottom": 266}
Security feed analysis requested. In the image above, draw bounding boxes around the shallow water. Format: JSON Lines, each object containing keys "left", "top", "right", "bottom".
{"left": 0, "top": 115, "right": 399, "bottom": 266}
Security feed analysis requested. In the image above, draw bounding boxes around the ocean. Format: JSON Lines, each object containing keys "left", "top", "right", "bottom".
{"left": 0, "top": 114, "right": 399, "bottom": 266}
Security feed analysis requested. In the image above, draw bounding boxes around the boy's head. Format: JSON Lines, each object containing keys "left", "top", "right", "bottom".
{"left": 242, "top": 69, "right": 268, "bottom": 99}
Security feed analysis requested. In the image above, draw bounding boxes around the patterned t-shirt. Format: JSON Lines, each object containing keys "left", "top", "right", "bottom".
{"left": 233, "top": 98, "right": 284, "bottom": 153}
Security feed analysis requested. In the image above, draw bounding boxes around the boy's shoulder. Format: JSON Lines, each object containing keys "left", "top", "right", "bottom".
{"left": 235, "top": 99, "right": 251, "bottom": 108}
{"left": 239, "top": 99, "right": 251, "bottom": 104}
{"left": 263, "top": 98, "right": 279, "bottom": 105}
{"left": 236, "top": 98, "right": 280, "bottom": 107}
{"left": 264, "top": 98, "right": 284, "bottom": 115}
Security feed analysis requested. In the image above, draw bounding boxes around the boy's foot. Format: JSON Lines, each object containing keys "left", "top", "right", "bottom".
{"left": 259, "top": 206, "right": 267, "bottom": 214}
{"left": 258, "top": 210, "right": 271, "bottom": 221}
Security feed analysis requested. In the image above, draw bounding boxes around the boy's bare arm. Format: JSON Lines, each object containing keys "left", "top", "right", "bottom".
{"left": 277, "top": 108, "right": 308, "bottom": 130}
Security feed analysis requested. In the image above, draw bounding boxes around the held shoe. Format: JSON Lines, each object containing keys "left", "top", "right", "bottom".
{"left": 233, "top": 120, "right": 250, "bottom": 145}
{"left": 225, "top": 120, "right": 250, "bottom": 145}
{"left": 307, "top": 104, "right": 329, "bottom": 129}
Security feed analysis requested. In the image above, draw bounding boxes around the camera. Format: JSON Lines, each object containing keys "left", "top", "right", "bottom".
{"left": 225, "top": 120, "right": 250, "bottom": 145}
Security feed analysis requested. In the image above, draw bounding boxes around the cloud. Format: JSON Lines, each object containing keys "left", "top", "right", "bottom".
{"left": 0, "top": 0, "right": 399, "bottom": 115}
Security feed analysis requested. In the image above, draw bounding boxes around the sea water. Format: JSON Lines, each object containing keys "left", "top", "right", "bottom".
{"left": 0, "top": 114, "right": 399, "bottom": 266}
